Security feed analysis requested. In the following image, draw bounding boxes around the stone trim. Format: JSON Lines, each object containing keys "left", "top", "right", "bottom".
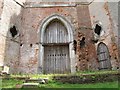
{"left": 25, "top": 3, "right": 76, "bottom": 8}
{"left": 24, "top": 1, "right": 94, "bottom": 8}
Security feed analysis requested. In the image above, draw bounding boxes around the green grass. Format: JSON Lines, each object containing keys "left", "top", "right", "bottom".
{"left": 40, "top": 81, "right": 119, "bottom": 88}
{"left": 2, "top": 79, "right": 24, "bottom": 88}
{"left": 10, "top": 70, "right": 118, "bottom": 79}
{"left": 75, "top": 70, "right": 118, "bottom": 75}
{"left": 1, "top": 70, "right": 119, "bottom": 88}
{"left": 1, "top": 79, "right": 119, "bottom": 88}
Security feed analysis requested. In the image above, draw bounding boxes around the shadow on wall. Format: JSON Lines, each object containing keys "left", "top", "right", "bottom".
{"left": 4, "top": 8, "right": 23, "bottom": 74}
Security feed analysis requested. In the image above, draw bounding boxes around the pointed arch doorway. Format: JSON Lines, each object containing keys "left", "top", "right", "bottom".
{"left": 44, "top": 19, "right": 70, "bottom": 74}
{"left": 39, "top": 14, "right": 75, "bottom": 74}
{"left": 97, "top": 42, "right": 112, "bottom": 70}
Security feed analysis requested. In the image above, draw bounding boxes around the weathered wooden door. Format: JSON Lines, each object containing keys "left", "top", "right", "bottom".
{"left": 44, "top": 45, "right": 70, "bottom": 74}
{"left": 97, "top": 43, "right": 111, "bottom": 70}
{"left": 43, "top": 19, "right": 70, "bottom": 74}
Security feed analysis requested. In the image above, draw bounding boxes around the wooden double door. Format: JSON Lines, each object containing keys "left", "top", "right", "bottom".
{"left": 44, "top": 45, "right": 70, "bottom": 74}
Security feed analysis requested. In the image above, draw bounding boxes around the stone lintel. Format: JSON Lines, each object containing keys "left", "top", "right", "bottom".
{"left": 25, "top": 3, "right": 76, "bottom": 8}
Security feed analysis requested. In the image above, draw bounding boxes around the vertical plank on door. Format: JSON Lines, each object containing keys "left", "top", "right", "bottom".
{"left": 44, "top": 45, "right": 70, "bottom": 74}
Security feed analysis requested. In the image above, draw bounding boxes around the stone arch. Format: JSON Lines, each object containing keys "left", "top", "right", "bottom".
{"left": 40, "top": 14, "right": 73, "bottom": 43}
{"left": 38, "top": 14, "right": 75, "bottom": 74}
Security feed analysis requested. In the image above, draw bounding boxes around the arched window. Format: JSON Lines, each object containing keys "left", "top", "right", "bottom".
{"left": 97, "top": 42, "right": 112, "bottom": 70}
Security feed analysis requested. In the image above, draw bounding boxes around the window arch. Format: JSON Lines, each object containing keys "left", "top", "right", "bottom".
{"left": 97, "top": 42, "right": 112, "bottom": 70}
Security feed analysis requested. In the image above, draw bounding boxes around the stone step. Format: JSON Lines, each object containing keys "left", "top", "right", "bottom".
{"left": 25, "top": 78, "right": 48, "bottom": 84}
{"left": 22, "top": 83, "right": 39, "bottom": 88}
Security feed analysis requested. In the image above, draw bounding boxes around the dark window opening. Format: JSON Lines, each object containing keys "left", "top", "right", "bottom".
{"left": 94, "top": 24, "right": 102, "bottom": 35}
{"left": 73, "top": 40, "right": 77, "bottom": 54}
{"left": 20, "top": 43, "right": 23, "bottom": 46}
{"left": 10, "top": 26, "right": 18, "bottom": 37}
{"left": 30, "top": 44, "right": 33, "bottom": 47}
{"left": 80, "top": 37, "right": 85, "bottom": 48}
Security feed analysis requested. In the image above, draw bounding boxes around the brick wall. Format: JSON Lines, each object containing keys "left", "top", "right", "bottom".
{"left": 89, "top": 1, "right": 119, "bottom": 70}
{"left": 0, "top": 1, "right": 119, "bottom": 74}
{"left": 19, "top": 2, "right": 98, "bottom": 73}
{"left": 76, "top": 5, "right": 98, "bottom": 71}
{"left": 0, "top": 0, "right": 23, "bottom": 73}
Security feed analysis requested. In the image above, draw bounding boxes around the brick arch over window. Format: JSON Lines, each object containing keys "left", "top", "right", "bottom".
{"left": 38, "top": 14, "right": 75, "bottom": 74}
{"left": 97, "top": 42, "right": 112, "bottom": 70}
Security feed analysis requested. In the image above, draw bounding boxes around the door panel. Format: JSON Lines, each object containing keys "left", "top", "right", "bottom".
{"left": 44, "top": 20, "right": 68, "bottom": 44}
{"left": 44, "top": 45, "right": 70, "bottom": 74}
{"left": 97, "top": 43, "right": 111, "bottom": 70}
